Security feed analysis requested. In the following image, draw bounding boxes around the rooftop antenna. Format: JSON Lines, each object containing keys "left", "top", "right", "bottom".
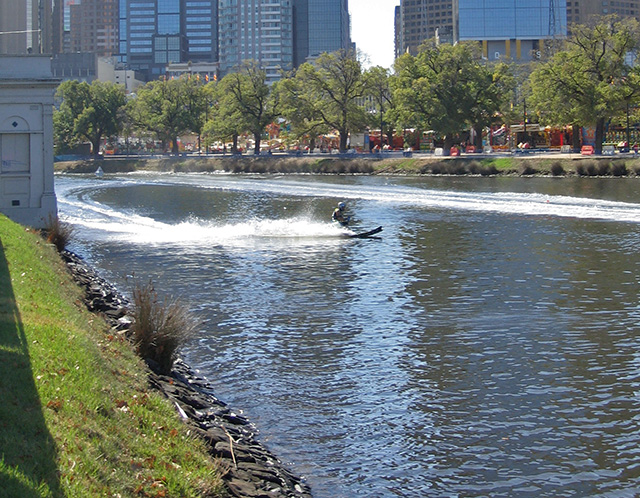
{"left": 549, "top": 0, "right": 558, "bottom": 38}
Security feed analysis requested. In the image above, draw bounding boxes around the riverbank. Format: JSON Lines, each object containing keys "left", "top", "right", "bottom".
{"left": 0, "top": 214, "right": 311, "bottom": 498}
{"left": 54, "top": 153, "right": 640, "bottom": 177}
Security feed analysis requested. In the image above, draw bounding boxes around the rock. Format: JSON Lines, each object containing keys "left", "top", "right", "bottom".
{"left": 61, "top": 249, "right": 313, "bottom": 498}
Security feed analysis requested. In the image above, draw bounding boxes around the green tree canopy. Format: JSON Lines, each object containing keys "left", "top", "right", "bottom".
{"left": 130, "top": 77, "right": 203, "bottom": 154}
{"left": 216, "top": 62, "right": 279, "bottom": 155}
{"left": 54, "top": 80, "right": 126, "bottom": 156}
{"left": 282, "top": 50, "right": 369, "bottom": 152}
{"left": 392, "top": 41, "right": 512, "bottom": 152}
{"left": 529, "top": 16, "right": 640, "bottom": 153}
{"left": 365, "top": 65, "right": 395, "bottom": 148}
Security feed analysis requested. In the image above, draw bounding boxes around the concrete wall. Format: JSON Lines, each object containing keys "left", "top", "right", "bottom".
{"left": 0, "top": 55, "right": 59, "bottom": 228}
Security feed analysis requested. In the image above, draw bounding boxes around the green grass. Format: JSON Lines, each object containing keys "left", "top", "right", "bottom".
{"left": 0, "top": 214, "right": 225, "bottom": 498}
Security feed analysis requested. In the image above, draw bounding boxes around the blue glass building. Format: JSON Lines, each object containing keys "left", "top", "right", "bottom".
{"left": 294, "top": 0, "right": 351, "bottom": 66}
{"left": 123, "top": 0, "right": 216, "bottom": 79}
{"left": 457, "top": 0, "right": 567, "bottom": 61}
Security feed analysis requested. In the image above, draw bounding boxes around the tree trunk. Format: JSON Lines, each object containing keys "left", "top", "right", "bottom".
{"left": 339, "top": 131, "right": 348, "bottom": 153}
{"left": 171, "top": 137, "right": 179, "bottom": 155}
{"left": 232, "top": 134, "right": 239, "bottom": 154}
{"left": 254, "top": 132, "right": 261, "bottom": 155}
{"left": 594, "top": 118, "right": 605, "bottom": 155}
{"left": 444, "top": 135, "right": 454, "bottom": 155}
{"left": 386, "top": 129, "right": 394, "bottom": 149}
{"left": 572, "top": 124, "right": 581, "bottom": 152}
{"left": 473, "top": 124, "right": 483, "bottom": 151}
{"left": 91, "top": 137, "right": 101, "bottom": 156}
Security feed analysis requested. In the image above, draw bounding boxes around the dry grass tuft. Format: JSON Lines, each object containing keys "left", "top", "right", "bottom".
{"left": 131, "top": 281, "right": 199, "bottom": 374}
{"left": 45, "top": 214, "right": 74, "bottom": 252}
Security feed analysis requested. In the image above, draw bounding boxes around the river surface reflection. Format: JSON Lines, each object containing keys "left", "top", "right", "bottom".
{"left": 56, "top": 173, "right": 640, "bottom": 497}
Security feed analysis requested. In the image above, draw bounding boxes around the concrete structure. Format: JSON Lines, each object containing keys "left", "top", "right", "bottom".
{"left": 0, "top": 56, "right": 58, "bottom": 228}
{"left": 166, "top": 61, "right": 218, "bottom": 83}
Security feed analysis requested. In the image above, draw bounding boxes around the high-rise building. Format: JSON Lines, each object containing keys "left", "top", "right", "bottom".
{"left": 120, "top": 0, "right": 217, "bottom": 80}
{"left": 566, "top": 0, "right": 640, "bottom": 26}
{"left": 0, "top": 0, "right": 54, "bottom": 54}
{"left": 294, "top": 0, "right": 351, "bottom": 66}
{"left": 184, "top": 0, "right": 218, "bottom": 63}
{"left": 456, "top": 0, "right": 567, "bottom": 61}
{"left": 218, "top": 0, "right": 294, "bottom": 83}
{"left": 69, "top": 0, "right": 118, "bottom": 57}
{"left": 122, "top": 0, "right": 187, "bottom": 79}
{"left": 397, "top": 0, "right": 456, "bottom": 56}
{"left": 394, "top": 5, "right": 403, "bottom": 60}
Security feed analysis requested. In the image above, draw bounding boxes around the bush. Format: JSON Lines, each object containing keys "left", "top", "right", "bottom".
{"left": 550, "top": 161, "right": 565, "bottom": 176}
{"left": 611, "top": 161, "right": 628, "bottom": 177}
{"left": 597, "top": 161, "right": 611, "bottom": 176}
{"left": 519, "top": 161, "right": 537, "bottom": 175}
{"left": 45, "top": 213, "right": 74, "bottom": 252}
{"left": 131, "top": 281, "right": 198, "bottom": 375}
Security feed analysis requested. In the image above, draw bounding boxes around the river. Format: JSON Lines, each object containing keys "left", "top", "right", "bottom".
{"left": 56, "top": 172, "right": 640, "bottom": 497}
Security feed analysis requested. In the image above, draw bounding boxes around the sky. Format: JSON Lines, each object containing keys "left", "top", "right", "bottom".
{"left": 349, "top": 0, "right": 398, "bottom": 69}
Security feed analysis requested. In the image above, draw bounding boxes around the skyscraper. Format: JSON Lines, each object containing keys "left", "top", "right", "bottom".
{"left": 397, "top": 0, "right": 455, "bottom": 56}
{"left": 0, "top": 0, "right": 53, "bottom": 54}
{"left": 457, "top": 0, "right": 567, "bottom": 61}
{"left": 69, "top": 0, "right": 118, "bottom": 56}
{"left": 566, "top": 0, "right": 640, "bottom": 26}
{"left": 294, "top": 0, "right": 351, "bottom": 66}
{"left": 184, "top": 0, "right": 218, "bottom": 63}
{"left": 218, "top": 0, "right": 294, "bottom": 82}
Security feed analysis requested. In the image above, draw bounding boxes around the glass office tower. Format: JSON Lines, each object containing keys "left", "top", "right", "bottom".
{"left": 294, "top": 0, "right": 351, "bottom": 66}
{"left": 307, "top": 0, "right": 350, "bottom": 57}
{"left": 184, "top": 0, "right": 218, "bottom": 62}
{"left": 457, "top": 0, "right": 567, "bottom": 61}
{"left": 219, "top": 0, "right": 294, "bottom": 83}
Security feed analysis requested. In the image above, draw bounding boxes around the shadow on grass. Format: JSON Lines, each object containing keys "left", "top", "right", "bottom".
{"left": 0, "top": 239, "right": 62, "bottom": 497}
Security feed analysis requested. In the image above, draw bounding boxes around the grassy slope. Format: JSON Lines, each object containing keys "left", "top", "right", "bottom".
{"left": 0, "top": 214, "right": 225, "bottom": 498}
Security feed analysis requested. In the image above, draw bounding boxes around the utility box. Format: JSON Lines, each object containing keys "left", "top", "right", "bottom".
{"left": 0, "top": 56, "right": 59, "bottom": 228}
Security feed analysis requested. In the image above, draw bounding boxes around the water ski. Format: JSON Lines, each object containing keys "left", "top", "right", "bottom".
{"left": 349, "top": 226, "right": 383, "bottom": 238}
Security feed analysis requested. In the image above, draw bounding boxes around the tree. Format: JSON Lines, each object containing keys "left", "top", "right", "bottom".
{"left": 130, "top": 77, "right": 201, "bottom": 154}
{"left": 529, "top": 16, "right": 640, "bottom": 154}
{"left": 54, "top": 80, "right": 126, "bottom": 156}
{"left": 366, "top": 66, "right": 395, "bottom": 148}
{"left": 203, "top": 79, "right": 245, "bottom": 154}
{"left": 283, "top": 50, "right": 370, "bottom": 152}
{"left": 275, "top": 74, "right": 330, "bottom": 150}
{"left": 392, "top": 41, "right": 511, "bottom": 153}
{"left": 217, "top": 62, "right": 279, "bottom": 155}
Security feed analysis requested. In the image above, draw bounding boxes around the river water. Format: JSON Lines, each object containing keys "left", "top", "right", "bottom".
{"left": 56, "top": 172, "right": 640, "bottom": 497}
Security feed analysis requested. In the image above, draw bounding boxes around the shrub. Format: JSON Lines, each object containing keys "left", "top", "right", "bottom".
{"left": 45, "top": 214, "right": 74, "bottom": 252}
{"left": 611, "top": 161, "right": 628, "bottom": 177}
{"left": 131, "top": 281, "right": 198, "bottom": 375}
{"left": 550, "top": 161, "right": 565, "bottom": 176}
{"left": 597, "top": 161, "right": 611, "bottom": 176}
{"left": 467, "top": 161, "right": 481, "bottom": 174}
{"left": 479, "top": 164, "right": 498, "bottom": 176}
{"left": 519, "top": 161, "right": 537, "bottom": 175}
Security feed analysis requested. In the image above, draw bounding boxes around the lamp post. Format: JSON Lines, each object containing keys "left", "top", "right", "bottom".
{"left": 626, "top": 100, "right": 631, "bottom": 150}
